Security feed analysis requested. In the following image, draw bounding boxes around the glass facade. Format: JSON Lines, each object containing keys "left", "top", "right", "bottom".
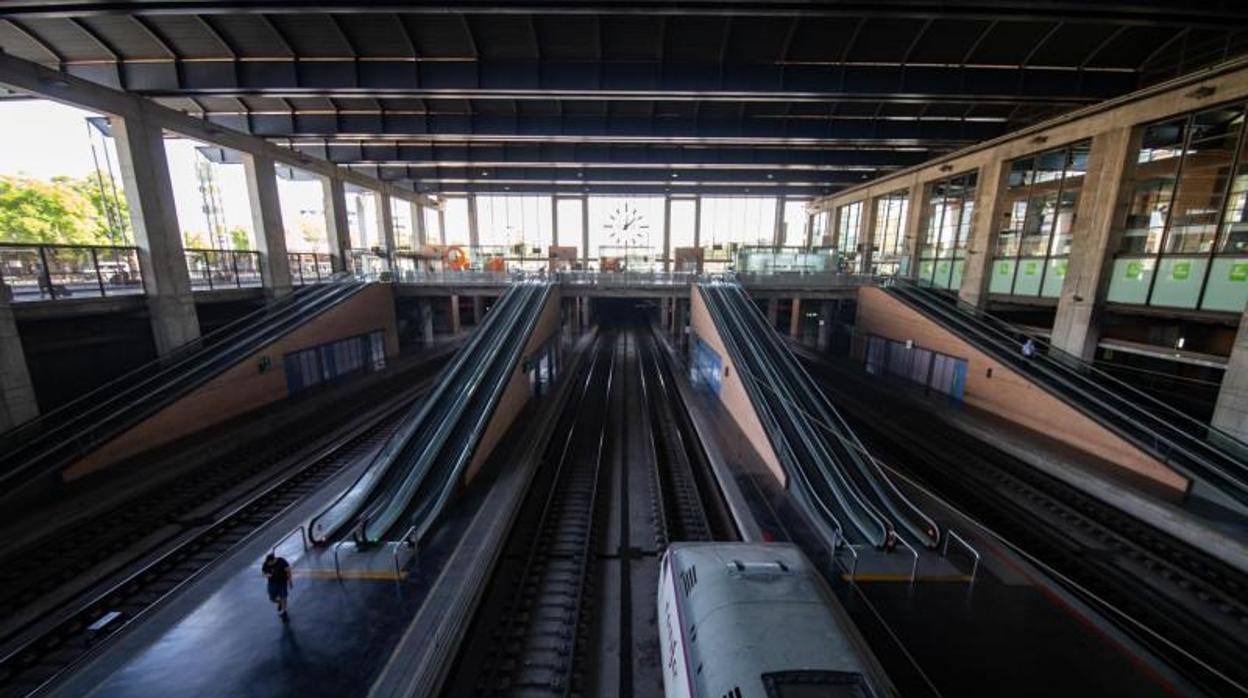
{"left": 834, "top": 200, "right": 863, "bottom": 271}
{"left": 782, "top": 199, "right": 810, "bottom": 248}
{"left": 555, "top": 197, "right": 584, "bottom": 251}
{"left": 811, "top": 210, "right": 831, "bottom": 248}
{"left": 1108, "top": 103, "right": 1248, "bottom": 311}
{"left": 990, "top": 140, "right": 1090, "bottom": 298}
{"left": 587, "top": 195, "right": 665, "bottom": 269}
{"left": 917, "top": 171, "right": 978, "bottom": 290}
{"left": 442, "top": 197, "right": 470, "bottom": 245}
{"left": 871, "top": 190, "right": 909, "bottom": 276}
{"left": 276, "top": 168, "right": 328, "bottom": 253}
{"left": 345, "top": 185, "right": 380, "bottom": 250}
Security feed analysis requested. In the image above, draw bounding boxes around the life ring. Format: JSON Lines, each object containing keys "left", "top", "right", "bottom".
{"left": 445, "top": 245, "right": 470, "bottom": 271}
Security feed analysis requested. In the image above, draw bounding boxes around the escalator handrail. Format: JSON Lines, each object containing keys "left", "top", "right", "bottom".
{"left": 307, "top": 284, "right": 525, "bottom": 543}
{"left": 724, "top": 283, "right": 941, "bottom": 547}
{"left": 357, "top": 283, "right": 541, "bottom": 543}
{"left": 404, "top": 283, "right": 555, "bottom": 545}
{"left": 884, "top": 283, "right": 1248, "bottom": 501}
{"left": 0, "top": 282, "right": 369, "bottom": 489}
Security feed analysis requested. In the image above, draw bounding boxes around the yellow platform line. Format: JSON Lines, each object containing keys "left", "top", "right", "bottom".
{"left": 295, "top": 568, "right": 408, "bottom": 581}
{"left": 842, "top": 573, "right": 973, "bottom": 583}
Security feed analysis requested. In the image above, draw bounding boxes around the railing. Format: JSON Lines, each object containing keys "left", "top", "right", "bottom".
{"left": 0, "top": 243, "right": 145, "bottom": 303}
{"left": 557, "top": 270, "right": 695, "bottom": 287}
{"left": 289, "top": 252, "right": 333, "bottom": 286}
{"left": 736, "top": 271, "right": 884, "bottom": 288}
{"left": 350, "top": 249, "right": 391, "bottom": 281}
{"left": 184, "top": 248, "right": 262, "bottom": 291}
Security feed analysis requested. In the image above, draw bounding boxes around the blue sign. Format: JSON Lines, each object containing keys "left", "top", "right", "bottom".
{"left": 690, "top": 338, "right": 723, "bottom": 396}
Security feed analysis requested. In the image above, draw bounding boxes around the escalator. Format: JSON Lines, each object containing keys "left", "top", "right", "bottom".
{"left": 699, "top": 280, "right": 939, "bottom": 550}
{"left": 885, "top": 281, "right": 1248, "bottom": 509}
{"left": 0, "top": 279, "right": 369, "bottom": 497}
{"left": 309, "top": 281, "right": 552, "bottom": 546}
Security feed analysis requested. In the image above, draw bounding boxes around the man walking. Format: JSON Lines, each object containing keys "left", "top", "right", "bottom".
{"left": 262, "top": 553, "right": 292, "bottom": 620}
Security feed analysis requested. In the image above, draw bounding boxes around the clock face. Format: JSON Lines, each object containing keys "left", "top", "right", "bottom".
{"left": 604, "top": 202, "right": 650, "bottom": 246}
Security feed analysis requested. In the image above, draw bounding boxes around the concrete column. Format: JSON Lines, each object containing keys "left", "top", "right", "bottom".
{"left": 789, "top": 297, "right": 803, "bottom": 339}
{"left": 662, "top": 195, "right": 672, "bottom": 272}
{"left": 581, "top": 195, "right": 590, "bottom": 267}
{"left": 472, "top": 296, "right": 483, "bottom": 325}
{"left": 420, "top": 299, "right": 434, "bottom": 346}
{"left": 817, "top": 301, "right": 833, "bottom": 351}
{"left": 323, "top": 177, "right": 352, "bottom": 274}
{"left": 467, "top": 195, "right": 480, "bottom": 249}
{"left": 674, "top": 299, "right": 687, "bottom": 351}
{"left": 859, "top": 195, "right": 878, "bottom": 274}
{"left": 0, "top": 299, "right": 38, "bottom": 429}
{"left": 1051, "top": 127, "right": 1135, "bottom": 360}
{"left": 243, "top": 153, "right": 292, "bottom": 297}
{"left": 410, "top": 200, "right": 425, "bottom": 248}
{"left": 693, "top": 196, "right": 702, "bottom": 249}
{"left": 958, "top": 159, "right": 1006, "bottom": 307}
{"left": 437, "top": 207, "right": 447, "bottom": 246}
{"left": 773, "top": 194, "right": 786, "bottom": 248}
{"left": 112, "top": 112, "right": 200, "bottom": 355}
{"left": 1214, "top": 311, "right": 1248, "bottom": 440}
{"left": 901, "top": 184, "right": 926, "bottom": 279}
{"left": 450, "top": 295, "right": 461, "bottom": 334}
{"left": 376, "top": 193, "right": 396, "bottom": 266}
{"left": 551, "top": 196, "right": 560, "bottom": 248}
{"left": 582, "top": 296, "right": 592, "bottom": 328}
{"left": 766, "top": 298, "right": 779, "bottom": 330}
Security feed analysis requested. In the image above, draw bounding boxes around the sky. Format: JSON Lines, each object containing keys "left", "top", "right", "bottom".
{"left": 0, "top": 98, "right": 327, "bottom": 249}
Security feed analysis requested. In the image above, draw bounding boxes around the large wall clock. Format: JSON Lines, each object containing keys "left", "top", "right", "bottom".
{"left": 603, "top": 202, "right": 650, "bottom": 247}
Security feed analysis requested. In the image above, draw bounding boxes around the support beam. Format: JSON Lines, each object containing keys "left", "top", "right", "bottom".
{"left": 467, "top": 194, "right": 480, "bottom": 249}
{"left": 662, "top": 195, "right": 672, "bottom": 272}
{"left": 450, "top": 295, "right": 461, "bottom": 334}
{"left": 323, "top": 177, "right": 352, "bottom": 274}
{"left": 243, "top": 152, "right": 292, "bottom": 297}
{"left": 1051, "top": 126, "right": 1135, "bottom": 359}
{"left": 817, "top": 300, "right": 833, "bottom": 351}
{"left": 0, "top": 298, "right": 38, "bottom": 430}
{"left": 472, "top": 296, "right": 482, "bottom": 325}
{"left": 767, "top": 298, "right": 779, "bottom": 330}
{"left": 420, "top": 298, "right": 434, "bottom": 346}
{"left": 376, "top": 193, "right": 396, "bottom": 255}
{"left": 581, "top": 195, "right": 590, "bottom": 267}
{"left": 773, "top": 194, "right": 786, "bottom": 248}
{"left": 789, "top": 297, "right": 803, "bottom": 339}
{"left": 901, "top": 184, "right": 926, "bottom": 278}
{"left": 412, "top": 200, "right": 426, "bottom": 247}
{"left": 111, "top": 111, "right": 200, "bottom": 355}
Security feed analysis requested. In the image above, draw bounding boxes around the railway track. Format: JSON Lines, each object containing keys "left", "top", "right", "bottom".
{"left": 805, "top": 357, "right": 1248, "bottom": 697}
{"left": 0, "top": 378, "right": 435, "bottom": 698}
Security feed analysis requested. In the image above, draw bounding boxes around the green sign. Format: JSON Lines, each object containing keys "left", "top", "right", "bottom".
{"left": 1054, "top": 259, "right": 1068, "bottom": 278}
{"left": 1023, "top": 261, "right": 1039, "bottom": 276}
{"left": 1231, "top": 262, "right": 1248, "bottom": 282}
{"left": 1125, "top": 260, "right": 1143, "bottom": 280}
{"left": 997, "top": 262, "right": 1011, "bottom": 275}
{"left": 1172, "top": 260, "right": 1191, "bottom": 281}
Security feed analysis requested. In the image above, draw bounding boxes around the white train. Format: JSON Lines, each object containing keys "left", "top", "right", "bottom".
{"left": 658, "top": 542, "right": 896, "bottom": 698}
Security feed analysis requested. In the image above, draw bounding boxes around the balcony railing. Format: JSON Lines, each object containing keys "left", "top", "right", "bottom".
{"left": 289, "top": 252, "right": 334, "bottom": 286}
{"left": 0, "top": 243, "right": 144, "bottom": 303}
{"left": 184, "top": 248, "right": 262, "bottom": 291}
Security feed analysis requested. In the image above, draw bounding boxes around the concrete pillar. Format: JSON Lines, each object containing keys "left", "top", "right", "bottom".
{"left": 243, "top": 153, "right": 292, "bottom": 297}
{"left": 581, "top": 296, "right": 591, "bottom": 328}
{"left": 674, "top": 299, "right": 687, "bottom": 351}
{"left": 817, "top": 301, "right": 833, "bottom": 351}
{"left": 324, "top": 177, "right": 352, "bottom": 274}
{"left": 472, "top": 296, "right": 483, "bottom": 325}
{"left": 1214, "top": 311, "right": 1248, "bottom": 441}
{"left": 1051, "top": 127, "right": 1135, "bottom": 360}
{"left": 111, "top": 112, "right": 200, "bottom": 355}
{"left": 766, "top": 298, "right": 779, "bottom": 330}
{"left": 663, "top": 195, "right": 673, "bottom": 272}
{"left": 773, "top": 194, "right": 786, "bottom": 248}
{"left": 859, "top": 195, "right": 878, "bottom": 274}
{"left": 376, "top": 194, "right": 396, "bottom": 272}
{"left": 901, "top": 184, "right": 926, "bottom": 279}
{"left": 450, "top": 295, "right": 461, "bottom": 334}
{"left": 581, "top": 195, "right": 590, "bottom": 267}
{"left": 789, "top": 297, "right": 803, "bottom": 339}
{"left": 410, "top": 200, "right": 424, "bottom": 248}
{"left": 0, "top": 299, "right": 38, "bottom": 429}
{"left": 420, "top": 299, "right": 434, "bottom": 346}
{"left": 467, "top": 195, "right": 480, "bottom": 249}
{"left": 958, "top": 158, "right": 1006, "bottom": 308}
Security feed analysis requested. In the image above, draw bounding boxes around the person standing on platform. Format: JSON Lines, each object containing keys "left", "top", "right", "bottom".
{"left": 262, "top": 553, "right": 292, "bottom": 620}
{"left": 1021, "top": 337, "right": 1036, "bottom": 361}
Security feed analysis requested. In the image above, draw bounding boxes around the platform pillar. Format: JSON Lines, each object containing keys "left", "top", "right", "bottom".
{"left": 582, "top": 297, "right": 592, "bottom": 329}
{"left": 789, "top": 297, "right": 802, "bottom": 339}
{"left": 324, "top": 177, "right": 352, "bottom": 275}
{"left": 958, "top": 158, "right": 1006, "bottom": 308}
{"left": 112, "top": 112, "right": 200, "bottom": 356}
{"left": 817, "top": 301, "right": 833, "bottom": 351}
{"left": 420, "top": 299, "right": 434, "bottom": 345}
{"left": 767, "top": 298, "right": 779, "bottom": 330}
{"left": 0, "top": 298, "right": 38, "bottom": 430}
{"left": 376, "top": 193, "right": 396, "bottom": 273}
{"left": 450, "top": 295, "right": 461, "bottom": 334}
{"left": 243, "top": 153, "right": 292, "bottom": 298}
{"left": 1051, "top": 127, "right": 1134, "bottom": 361}
{"left": 472, "top": 297, "right": 483, "bottom": 325}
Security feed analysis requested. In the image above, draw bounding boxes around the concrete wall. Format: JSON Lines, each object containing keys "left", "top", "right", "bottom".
{"left": 464, "top": 287, "right": 563, "bottom": 484}
{"left": 689, "top": 285, "right": 787, "bottom": 487}
{"left": 64, "top": 284, "right": 399, "bottom": 480}
{"left": 855, "top": 287, "right": 1188, "bottom": 491}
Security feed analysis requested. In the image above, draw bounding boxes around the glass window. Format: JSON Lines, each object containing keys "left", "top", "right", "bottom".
{"left": 1109, "top": 102, "right": 1248, "bottom": 311}
{"left": 476, "top": 195, "right": 552, "bottom": 266}
{"left": 442, "top": 196, "right": 470, "bottom": 246}
{"left": 871, "top": 190, "right": 909, "bottom": 275}
{"left": 390, "top": 197, "right": 414, "bottom": 250}
{"left": 782, "top": 199, "right": 811, "bottom": 248}
{"left": 422, "top": 203, "right": 443, "bottom": 246}
{"left": 669, "top": 198, "right": 698, "bottom": 251}
{"left": 991, "top": 140, "right": 1091, "bottom": 298}
{"left": 556, "top": 197, "right": 584, "bottom": 253}
{"left": 164, "top": 136, "right": 256, "bottom": 252}
{"left": 835, "top": 201, "right": 864, "bottom": 272}
{"left": 345, "top": 185, "right": 379, "bottom": 250}
{"left": 276, "top": 167, "right": 328, "bottom": 253}
{"left": 587, "top": 196, "right": 665, "bottom": 269}
{"left": 918, "top": 171, "right": 978, "bottom": 289}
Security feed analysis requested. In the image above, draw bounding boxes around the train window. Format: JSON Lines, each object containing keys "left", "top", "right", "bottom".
{"left": 761, "top": 671, "right": 874, "bottom": 698}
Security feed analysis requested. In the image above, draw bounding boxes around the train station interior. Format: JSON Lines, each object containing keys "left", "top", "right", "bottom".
{"left": 2, "top": 2, "right": 1248, "bottom": 697}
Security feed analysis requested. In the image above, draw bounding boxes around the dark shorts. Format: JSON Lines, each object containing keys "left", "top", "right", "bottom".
{"left": 267, "top": 579, "right": 288, "bottom": 602}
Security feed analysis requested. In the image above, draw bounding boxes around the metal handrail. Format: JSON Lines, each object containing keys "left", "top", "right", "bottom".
{"left": 271, "top": 525, "right": 308, "bottom": 557}
{"left": 332, "top": 540, "right": 352, "bottom": 581}
{"left": 942, "top": 529, "right": 981, "bottom": 582}
{"left": 895, "top": 536, "right": 920, "bottom": 584}
{"left": 390, "top": 524, "right": 419, "bottom": 579}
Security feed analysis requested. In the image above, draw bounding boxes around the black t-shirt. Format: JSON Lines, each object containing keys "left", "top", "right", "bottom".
{"left": 263, "top": 557, "right": 290, "bottom": 585}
